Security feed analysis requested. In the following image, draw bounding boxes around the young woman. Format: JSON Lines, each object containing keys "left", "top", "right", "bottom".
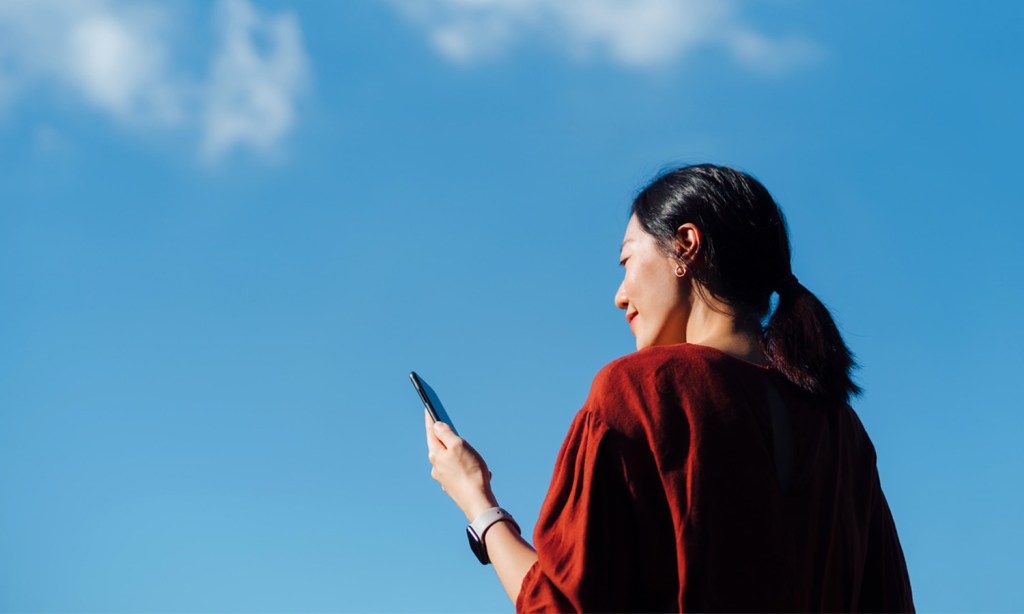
{"left": 425, "top": 164, "right": 914, "bottom": 612}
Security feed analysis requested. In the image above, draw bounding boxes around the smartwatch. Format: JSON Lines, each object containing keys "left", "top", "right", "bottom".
{"left": 466, "top": 507, "right": 520, "bottom": 565}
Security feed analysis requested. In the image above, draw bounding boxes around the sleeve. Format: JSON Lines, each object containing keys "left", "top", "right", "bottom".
{"left": 857, "top": 467, "right": 915, "bottom": 613}
{"left": 515, "top": 409, "right": 672, "bottom": 613}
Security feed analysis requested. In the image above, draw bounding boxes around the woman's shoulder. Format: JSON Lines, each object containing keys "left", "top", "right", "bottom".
{"left": 584, "top": 344, "right": 743, "bottom": 437}
{"left": 593, "top": 343, "right": 749, "bottom": 390}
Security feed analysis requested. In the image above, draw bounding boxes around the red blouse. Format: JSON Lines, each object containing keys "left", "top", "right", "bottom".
{"left": 516, "top": 343, "right": 914, "bottom": 612}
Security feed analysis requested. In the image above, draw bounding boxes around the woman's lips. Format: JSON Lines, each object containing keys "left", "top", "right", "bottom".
{"left": 627, "top": 312, "right": 638, "bottom": 329}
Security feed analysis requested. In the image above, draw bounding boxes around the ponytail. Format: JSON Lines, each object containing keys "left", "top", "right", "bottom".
{"left": 762, "top": 277, "right": 861, "bottom": 406}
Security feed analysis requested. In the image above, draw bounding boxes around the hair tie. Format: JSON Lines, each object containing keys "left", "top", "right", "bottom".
{"left": 779, "top": 273, "right": 802, "bottom": 295}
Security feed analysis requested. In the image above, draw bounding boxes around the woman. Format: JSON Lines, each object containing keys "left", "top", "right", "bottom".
{"left": 425, "top": 164, "right": 914, "bottom": 612}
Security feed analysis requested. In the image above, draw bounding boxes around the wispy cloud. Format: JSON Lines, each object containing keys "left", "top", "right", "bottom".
{"left": 0, "top": 0, "right": 310, "bottom": 163}
{"left": 389, "top": 0, "right": 820, "bottom": 72}
{"left": 202, "top": 0, "right": 309, "bottom": 162}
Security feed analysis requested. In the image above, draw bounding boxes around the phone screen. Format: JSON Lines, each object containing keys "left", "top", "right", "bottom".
{"left": 410, "top": 371, "right": 459, "bottom": 436}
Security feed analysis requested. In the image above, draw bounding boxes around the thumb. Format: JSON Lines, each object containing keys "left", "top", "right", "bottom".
{"left": 432, "top": 421, "right": 461, "bottom": 447}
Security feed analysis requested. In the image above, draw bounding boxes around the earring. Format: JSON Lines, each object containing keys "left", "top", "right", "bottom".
{"left": 675, "top": 264, "right": 687, "bottom": 278}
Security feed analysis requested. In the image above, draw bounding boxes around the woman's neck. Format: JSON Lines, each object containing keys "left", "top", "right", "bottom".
{"left": 684, "top": 295, "right": 767, "bottom": 366}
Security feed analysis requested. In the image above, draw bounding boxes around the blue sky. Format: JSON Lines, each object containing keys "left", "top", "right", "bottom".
{"left": 1, "top": 1, "right": 1022, "bottom": 611}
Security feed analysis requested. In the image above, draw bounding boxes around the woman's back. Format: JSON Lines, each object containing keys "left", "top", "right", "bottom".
{"left": 517, "top": 343, "right": 914, "bottom": 612}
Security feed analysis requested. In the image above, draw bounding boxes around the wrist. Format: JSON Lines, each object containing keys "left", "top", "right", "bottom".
{"left": 465, "top": 492, "right": 499, "bottom": 522}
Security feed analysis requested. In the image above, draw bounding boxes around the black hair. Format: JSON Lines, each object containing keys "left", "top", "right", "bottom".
{"left": 631, "top": 163, "right": 860, "bottom": 406}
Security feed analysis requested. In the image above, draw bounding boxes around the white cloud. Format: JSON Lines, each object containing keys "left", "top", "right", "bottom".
{"left": 66, "top": 9, "right": 184, "bottom": 124}
{"left": 202, "top": 0, "right": 309, "bottom": 161}
{"left": 389, "top": 0, "right": 820, "bottom": 72}
{"left": 0, "top": 0, "right": 310, "bottom": 162}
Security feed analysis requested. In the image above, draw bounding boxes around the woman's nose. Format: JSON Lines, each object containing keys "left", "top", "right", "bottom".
{"left": 614, "top": 281, "right": 628, "bottom": 310}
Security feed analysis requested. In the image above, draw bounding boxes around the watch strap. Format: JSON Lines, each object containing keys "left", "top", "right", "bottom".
{"left": 470, "top": 507, "right": 520, "bottom": 539}
{"left": 467, "top": 507, "right": 520, "bottom": 564}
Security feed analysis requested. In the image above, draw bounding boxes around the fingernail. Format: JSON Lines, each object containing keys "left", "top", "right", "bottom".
{"left": 433, "top": 422, "right": 445, "bottom": 431}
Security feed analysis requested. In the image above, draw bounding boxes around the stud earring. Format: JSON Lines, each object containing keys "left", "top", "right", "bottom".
{"left": 675, "top": 264, "right": 687, "bottom": 278}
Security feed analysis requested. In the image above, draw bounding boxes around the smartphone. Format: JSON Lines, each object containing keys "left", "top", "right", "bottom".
{"left": 410, "top": 371, "right": 459, "bottom": 437}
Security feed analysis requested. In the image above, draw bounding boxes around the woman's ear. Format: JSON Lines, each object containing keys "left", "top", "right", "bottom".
{"left": 674, "top": 223, "right": 702, "bottom": 261}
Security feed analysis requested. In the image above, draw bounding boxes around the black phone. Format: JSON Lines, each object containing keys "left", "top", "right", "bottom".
{"left": 410, "top": 371, "right": 460, "bottom": 436}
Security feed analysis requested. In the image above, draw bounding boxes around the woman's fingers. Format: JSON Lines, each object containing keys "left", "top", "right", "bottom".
{"left": 425, "top": 409, "right": 444, "bottom": 455}
{"left": 431, "top": 420, "right": 461, "bottom": 448}
{"left": 423, "top": 416, "right": 495, "bottom": 519}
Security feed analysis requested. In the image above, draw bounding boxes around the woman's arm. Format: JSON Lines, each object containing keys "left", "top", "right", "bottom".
{"left": 424, "top": 413, "right": 538, "bottom": 604}
{"left": 479, "top": 519, "right": 538, "bottom": 603}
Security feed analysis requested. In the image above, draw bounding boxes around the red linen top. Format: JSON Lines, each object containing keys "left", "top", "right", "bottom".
{"left": 516, "top": 343, "right": 914, "bottom": 613}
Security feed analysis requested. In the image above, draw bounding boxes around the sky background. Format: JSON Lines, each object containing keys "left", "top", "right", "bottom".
{"left": 1, "top": 1, "right": 1022, "bottom": 611}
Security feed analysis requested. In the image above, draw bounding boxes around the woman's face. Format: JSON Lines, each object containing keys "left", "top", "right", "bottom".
{"left": 615, "top": 214, "right": 690, "bottom": 350}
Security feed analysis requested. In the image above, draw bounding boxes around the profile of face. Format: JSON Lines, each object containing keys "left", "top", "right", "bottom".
{"left": 615, "top": 214, "right": 691, "bottom": 350}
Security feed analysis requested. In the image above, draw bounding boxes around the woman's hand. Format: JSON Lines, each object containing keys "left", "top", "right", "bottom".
{"left": 425, "top": 410, "right": 499, "bottom": 522}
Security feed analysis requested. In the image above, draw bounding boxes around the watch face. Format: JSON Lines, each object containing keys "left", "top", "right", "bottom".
{"left": 466, "top": 526, "right": 489, "bottom": 565}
